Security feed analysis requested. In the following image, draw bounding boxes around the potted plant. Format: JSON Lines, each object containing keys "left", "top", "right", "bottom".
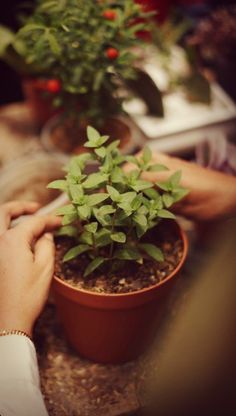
{"left": 48, "top": 126, "right": 188, "bottom": 363}
{"left": 0, "top": 0, "right": 151, "bottom": 144}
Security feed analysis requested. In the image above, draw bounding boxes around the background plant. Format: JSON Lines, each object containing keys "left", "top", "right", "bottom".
{"left": 0, "top": 0, "right": 152, "bottom": 122}
{"left": 150, "top": 15, "right": 211, "bottom": 105}
{"left": 48, "top": 126, "right": 188, "bottom": 277}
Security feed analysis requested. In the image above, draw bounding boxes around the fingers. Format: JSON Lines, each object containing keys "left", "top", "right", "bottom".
{"left": 34, "top": 232, "right": 55, "bottom": 273}
{"left": 0, "top": 201, "right": 40, "bottom": 235}
{"left": 13, "top": 215, "right": 62, "bottom": 244}
{"left": 141, "top": 170, "right": 172, "bottom": 184}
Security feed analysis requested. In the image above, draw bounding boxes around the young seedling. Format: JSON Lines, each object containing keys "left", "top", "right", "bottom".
{"left": 48, "top": 126, "right": 188, "bottom": 277}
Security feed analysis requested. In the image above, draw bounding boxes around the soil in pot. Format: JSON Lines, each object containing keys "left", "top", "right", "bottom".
{"left": 55, "top": 221, "right": 184, "bottom": 294}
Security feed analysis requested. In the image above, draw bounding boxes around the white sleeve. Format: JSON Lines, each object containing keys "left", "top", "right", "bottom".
{"left": 0, "top": 335, "right": 48, "bottom": 416}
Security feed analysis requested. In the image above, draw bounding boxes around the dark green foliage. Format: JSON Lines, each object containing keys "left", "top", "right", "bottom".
{"left": 0, "top": 0, "right": 151, "bottom": 122}
{"left": 48, "top": 127, "right": 188, "bottom": 277}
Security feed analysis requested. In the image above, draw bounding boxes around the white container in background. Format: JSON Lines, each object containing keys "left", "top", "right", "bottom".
{"left": 124, "top": 52, "right": 236, "bottom": 155}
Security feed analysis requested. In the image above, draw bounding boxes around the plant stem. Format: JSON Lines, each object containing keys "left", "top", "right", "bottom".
{"left": 109, "top": 206, "right": 117, "bottom": 259}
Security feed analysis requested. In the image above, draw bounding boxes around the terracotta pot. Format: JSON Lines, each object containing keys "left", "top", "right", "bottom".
{"left": 53, "top": 221, "right": 188, "bottom": 364}
{"left": 41, "top": 115, "right": 143, "bottom": 155}
{"left": 22, "top": 78, "right": 60, "bottom": 126}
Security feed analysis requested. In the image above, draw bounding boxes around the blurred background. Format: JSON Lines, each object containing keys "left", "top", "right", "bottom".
{"left": 1, "top": 0, "right": 236, "bottom": 104}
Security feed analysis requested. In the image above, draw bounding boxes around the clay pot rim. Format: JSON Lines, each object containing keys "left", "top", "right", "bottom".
{"left": 54, "top": 221, "right": 188, "bottom": 299}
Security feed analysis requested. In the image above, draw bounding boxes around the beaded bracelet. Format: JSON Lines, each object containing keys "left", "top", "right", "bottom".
{"left": 0, "top": 329, "right": 32, "bottom": 342}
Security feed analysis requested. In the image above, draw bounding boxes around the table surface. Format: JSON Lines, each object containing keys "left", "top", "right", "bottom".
{"left": 0, "top": 102, "right": 197, "bottom": 416}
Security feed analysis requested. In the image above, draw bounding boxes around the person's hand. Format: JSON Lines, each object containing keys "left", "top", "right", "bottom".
{"left": 0, "top": 201, "right": 61, "bottom": 337}
{"left": 124, "top": 152, "right": 236, "bottom": 222}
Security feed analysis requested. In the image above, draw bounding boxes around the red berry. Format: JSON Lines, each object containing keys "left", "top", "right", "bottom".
{"left": 106, "top": 47, "right": 119, "bottom": 60}
{"left": 102, "top": 9, "right": 116, "bottom": 20}
{"left": 46, "top": 79, "right": 61, "bottom": 93}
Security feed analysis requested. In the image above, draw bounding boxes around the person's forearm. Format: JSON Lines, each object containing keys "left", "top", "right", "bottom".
{"left": 0, "top": 335, "right": 48, "bottom": 416}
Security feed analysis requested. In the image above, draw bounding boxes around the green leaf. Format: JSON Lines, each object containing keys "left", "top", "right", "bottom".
{"left": 62, "top": 213, "right": 78, "bottom": 226}
{"left": 139, "top": 243, "right": 164, "bottom": 262}
{"left": 138, "top": 205, "right": 149, "bottom": 215}
{"left": 79, "top": 231, "right": 93, "bottom": 246}
{"left": 125, "top": 155, "right": 140, "bottom": 166}
{"left": 162, "top": 193, "right": 174, "bottom": 208}
{"left": 136, "top": 224, "right": 147, "bottom": 239}
{"left": 56, "top": 225, "right": 78, "bottom": 238}
{"left": 115, "top": 246, "right": 141, "bottom": 261}
{"left": 98, "top": 205, "right": 116, "bottom": 216}
{"left": 117, "top": 202, "right": 133, "bottom": 215}
{"left": 120, "top": 191, "right": 137, "bottom": 203}
{"left": 84, "top": 128, "right": 109, "bottom": 148}
{"left": 93, "top": 69, "right": 104, "bottom": 92}
{"left": 97, "top": 135, "right": 110, "bottom": 147}
{"left": 172, "top": 188, "right": 189, "bottom": 202}
{"left": 77, "top": 205, "right": 91, "bottom": 220}
{"left": 111, "top": 167, "right": 124, "bottom": 183}
{"left": 87, "top": 193, "right": 109, "bottom": 207}
{"left": 55, "top": 204, "right": 76, "bottom": 215}
{"left": 107, "top": 140, "right": 120, "bottom": 152}
{"left": 84, "top": 222, "right": 98, "bottom": 234}
{"left": 0, "top": 25, "right": 14, "bottom": 56}
{"left": 111, "top": 232, "right": 126, "bottom": 243}
{"left": 157, "top": 209, "right": 176, "bottom": 219}
{"left": 131, "top": 180, "right": 153, "bottom": 192}
{"left": 157, "top": 182, "right": 170, "bottom": 192}
{"left": 95, "top": 147, "right": 106, "bottom": 158}
{"left": 142, "top": 146, "right": 152, "bottom": 164}
{"left": 133, "top": 213, "right": 147, "bottom": 227}
{"left": 18, "top": 23, "right": 45, "bottom": 34}
{"left": 67, "top": 158, "right": 83, "bottom": 177}
{"left": 63, "top": 244, "right": 90, "bottom": 262}
{"left": 87, "top": 126, "right": 100, "bottom": 143}
{"left": 45, "top": 31, "right": 61, "bottom": 55}
{"left": 148, "top": 164, "right": 169, "bottom": 172}
{"left": 128, "top": 170, "right": 141, "bottom": 183}
{"left": 93, "top": 209, "right": 111, "bottom": 227}
{"left": 169, "top": 171, "right": 182, "bottom": 188}
{"left": 84, "top": 257, "right": 106, "bottom": 277}
{"left": 47, "top": 180, "right": 67, "bottom": 191}
{"left": 69, "top": 184, "right": 84, "bottom": 203}
{"left": 83, "top": 173, "right": 108, "bottom": 189}
{"left": 95, "top": 228, "right": 112, "bottom": 247}
{"left": 143, "top": 188, "right": 160, "bottom": 200}
{"left": 131, "top": 194, "right": 143, "bottom": 210}
{"left": 73, "top": 153, "right": 94, "bottom": 170}
{"left": 100, "top": 153, "right": 113, "bottom": 174}
{"left": 106, "top": 185, "right": 120, "bottom": 202}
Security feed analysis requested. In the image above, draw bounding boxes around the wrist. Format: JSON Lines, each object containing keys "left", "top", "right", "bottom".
{"left": 0, "top": 329, "right": 32, "bottom": 341}
{"left": 0, "top": 316, "right": 33, "bottom": 338}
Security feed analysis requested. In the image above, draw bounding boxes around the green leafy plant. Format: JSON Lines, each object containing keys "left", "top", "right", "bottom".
{"left": 48, "top": 126, "right": 188, "bottom": 277}
{"left": 151, "top": 16, "right": 211, "bottom": 104}
{"left": 0, "top": 0, "right": 152, "bottom": 122}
